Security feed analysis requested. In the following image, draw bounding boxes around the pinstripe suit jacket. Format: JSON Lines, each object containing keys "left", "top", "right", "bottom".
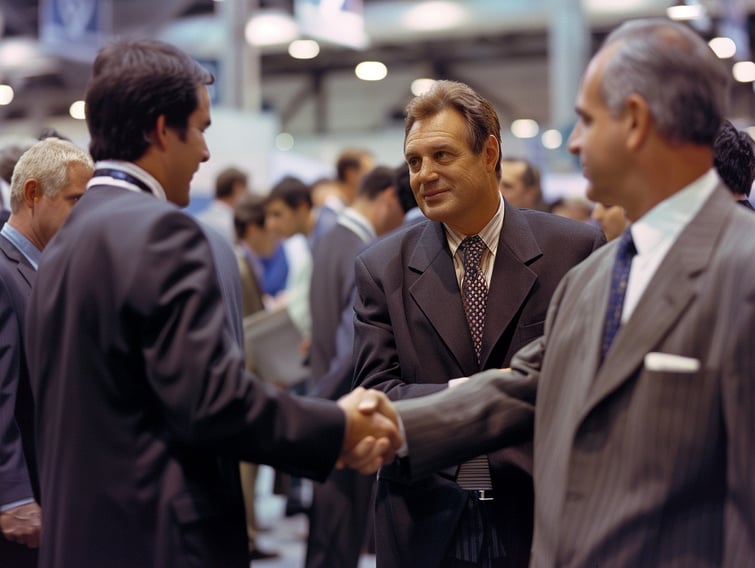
{"left": 397, "top": 185, "right": 755, "bottom": 567}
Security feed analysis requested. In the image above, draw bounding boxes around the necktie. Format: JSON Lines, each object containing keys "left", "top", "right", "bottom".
{"left": 459, "top": 235, "right": 487, "bottom": 364}
{"left": 456, "top": 235, "right": 492, "bottom": 492}
{"left": 600, "top": 228, "right": 636, "bottom": 363}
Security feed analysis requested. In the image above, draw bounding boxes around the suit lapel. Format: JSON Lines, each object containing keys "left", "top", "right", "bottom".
{"left": 480, "top": 205, "right": 540, "bottom": 366}
{"left": 0, "top": 234, "right": 35, "bottom": 290}
{"left": 582, "top": 186, "right": 733, "bottom": 417}
{"left": 408, "top": 222, "right": 477, "bottom": 373}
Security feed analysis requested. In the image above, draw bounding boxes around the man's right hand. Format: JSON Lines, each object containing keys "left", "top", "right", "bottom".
{"left": 337, "top": 387, "right": 401, "bottom": 474}
{"left": 0, "top": 501, "right": 41, "bottom": 548}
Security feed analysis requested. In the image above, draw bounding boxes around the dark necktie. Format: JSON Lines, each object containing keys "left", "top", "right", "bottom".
{"left": 459, "top": 235, "right": 487, "bottom": 364}
{"left": 456, "top": 235, "right": 492, "bottom": 492}
{"left": 600, "top": 228, "right": 636, "bottom": 363}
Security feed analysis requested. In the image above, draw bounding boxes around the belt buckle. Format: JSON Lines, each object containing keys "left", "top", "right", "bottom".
{"left": 475, "top": 489, "right": 494, "bottom": 501}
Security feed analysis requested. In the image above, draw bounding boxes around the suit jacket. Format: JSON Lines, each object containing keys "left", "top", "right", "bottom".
{"left": 26, "top": 185, "right": 345, "bottom": 568}
{"left": 397, "top": 185, "right": 755, "bottom": 567}
{"left": 310, "top": 221, "right": 370, "bottom": 400}
{"left": 0, "top": 234, "right": 39, "bottom": 566}
{"left": 352, "top": 205, "right": 605, "bottom": 567}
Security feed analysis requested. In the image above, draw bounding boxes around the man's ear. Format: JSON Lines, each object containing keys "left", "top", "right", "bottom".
{"left": 484, "top": 135, "right": 500, "bottom": 172}
{"left": 625, "top": 94, "right": 651, "bottom": 151}
{"left": 148, "top": 115, "right": 170, "bottom": 150}
{"left": 23, "top": 179, "right": 39, "bottom": 209}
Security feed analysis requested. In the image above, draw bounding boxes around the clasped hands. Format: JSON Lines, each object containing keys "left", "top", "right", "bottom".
{"left": 337, "top": 387, "right": 400, "bottom": 474}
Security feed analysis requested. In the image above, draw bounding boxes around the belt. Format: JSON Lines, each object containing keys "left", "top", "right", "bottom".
{"left": 471, "top": 489, "right": 494, "bottom": 501}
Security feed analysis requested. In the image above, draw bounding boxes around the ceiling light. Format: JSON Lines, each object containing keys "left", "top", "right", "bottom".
{"left": 245, "top": 12, "right": 299, "bottom": 47}
{"left": 511, "top": 119, "right": 539, "bottom": 139}
{"left": 410, "top": 78, "right": 435, "bottom": 96}
{"left": 708, "top": 37, "right": 736, "bottom": 59}
{"left": 666, "top": 2, "right": 705, "bottom": 21}
{"left": 402, "top": 1, "right": 465, "bottom": 32}
{"left": 355, "top": 61, "right": 387, "bottom": 82}
{"left": 289, "top": 39, "right": 320, "bottom": 60}
{"left": 0, "top": 85, "right": 14, "bottom": 106}
{"left": 69, "top": 100, "right": 86, "bottom": 120}
{"left": 733, "top": 61, "right": 755, "bottom": 83}
{"left": 275, "top": 132, "right": 295, "bottom": 151}
{"left": 541, "top": 129, "right": 563, "bottom": 150}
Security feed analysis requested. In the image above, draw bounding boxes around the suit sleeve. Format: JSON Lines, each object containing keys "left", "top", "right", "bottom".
{"left": 352, "top": 254, "right": 449, "bottom": 400}
{"left": 396, "top": 343, "right": 539, "bottom": 481}
{"left": 0, "top": 276, "right": 33, "bottom": 506}
{"left": 133, "top": 212, "right": 345, "bottom": 481}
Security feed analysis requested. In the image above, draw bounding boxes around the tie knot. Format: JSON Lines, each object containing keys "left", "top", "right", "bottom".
{"left": 460, "top": 235, "right": 485, "bottom": 271}
{"left": 616, "top": 229, "right": 636, "bottom": 261}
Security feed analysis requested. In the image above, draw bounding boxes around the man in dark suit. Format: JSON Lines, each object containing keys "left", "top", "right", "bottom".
{"left": 24, "top": 39, "right": 399, "bottom": 568}
{"left": 352, "top": 80, "right": 605, "bottom": 567}
{"left": 0, "top": 138, "right": 93, "bottom": 567}
{"left": 360, "top": 18, "right": 755, "bottom": 567}
{"left": 306, "top": 166, "right": 405, "bottom": 568}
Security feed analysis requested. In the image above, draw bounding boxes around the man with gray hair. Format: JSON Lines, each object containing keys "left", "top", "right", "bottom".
{"left": 0, "top": 137, "right": 93, "bottom": 566}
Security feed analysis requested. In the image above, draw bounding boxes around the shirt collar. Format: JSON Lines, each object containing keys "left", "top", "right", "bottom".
{"left": 0, "top": 223, "right": 41, "bottom": 270}
{"left": 446, "top": 194, "right": 505, "bottom": 257}
{"left": 89, "top": 160, "right": 167, "bottom": 201}
{"left": 630, "top": 168, "right": 718, "bottom": 256}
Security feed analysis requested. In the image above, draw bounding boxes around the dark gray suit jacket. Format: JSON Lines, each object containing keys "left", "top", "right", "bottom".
{"left": 0, "top": 234, "right": 38, "bottom": 566}
{"left": 397, "top": 185, "right": 755, "bottom": 567}
{"left": 353, "top": 205, "right": 605, "bottom": 567}
{"left": 26, "top": 185, "right": 345, "bottom": 568}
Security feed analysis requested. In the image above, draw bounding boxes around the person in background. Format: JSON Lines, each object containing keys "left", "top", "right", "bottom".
{"left": 306, "top": 165, "right": 406, "bottom": 568}
{"left": 713, "top": 118, "right": 755, "bottom": 209}
{"left": 548, "top": 195, "right": 594, "bottom": 222}
{"left": 24, "top": 38, "right": 399, "bottom": 568}
{"left": 499, "top": 157, "right": 548, "bottom": 211}
{"left": 196, "top": 166, "right": 250, "bottom": 242}
{"left": 0, "top": 138, "right": 93, "bottom": 567}
{"left": 591, "top": 201, "right": 629, "bottom": 241}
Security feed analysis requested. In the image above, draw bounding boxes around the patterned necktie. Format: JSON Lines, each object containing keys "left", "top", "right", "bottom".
{"left": 600, "top": 228, "right": 636, "bottom": 363}
{"left": 456, "top": 235, "right": 492, "bottom": 494}
{"left": 459, "top": 235, "right": 487, "bottom": 364}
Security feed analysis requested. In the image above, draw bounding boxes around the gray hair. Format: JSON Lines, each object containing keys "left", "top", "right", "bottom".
{"left": 600, "top": 18, "right": 730, "bottom": 145}
{"left": 9, "top": 138, "right": 93, "bottom": 213}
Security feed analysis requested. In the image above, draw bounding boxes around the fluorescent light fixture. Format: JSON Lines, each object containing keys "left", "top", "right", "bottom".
{"left": 708, "top": 37, "right": 736, "bottom": 59}
{"left": 666, "top": 3, "right": 704, "bottom": 21}
{"left": 355, "top": 61, "right": 388, "bottom": 81}
{"left": 511, "top": 119, "right": 539, "bottom": 139}
{"left": 733, "top": 61, "right": 755, "bottom": 83}
{"left": 245, "top": 12, "right": 299, "bottom": 47}
{"left": 69, "top": 100, "right": 86, "bottom": 119}
{"left": 410, "top": 78, "right": 435, "bottom": 96}
{"left": 0, "top": 85, "right": 14, "bottom": 106}
{"left": 402, "top": 1, "right": 465, "bottom": 32}
{"left": 541, "top": 129, "right": 563, "bottom": 150}
{"left": 288, "top": 39, "right": 320, "bottom": 60}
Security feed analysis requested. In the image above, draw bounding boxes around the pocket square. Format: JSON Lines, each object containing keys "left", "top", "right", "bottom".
{"left": 644, "top": 352, "right": 700, "bottom": 373}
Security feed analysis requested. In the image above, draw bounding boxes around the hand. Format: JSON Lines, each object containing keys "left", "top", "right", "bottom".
{"left": 337, "top": 387, "right": 401, "bottom": 474}
{"left": 0, "top": 502, "right": 41, "bottom": 548}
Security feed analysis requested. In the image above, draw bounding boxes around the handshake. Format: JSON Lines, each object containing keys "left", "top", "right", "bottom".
{"left": 336, "top": 387, "right": 401, "bottom": 474}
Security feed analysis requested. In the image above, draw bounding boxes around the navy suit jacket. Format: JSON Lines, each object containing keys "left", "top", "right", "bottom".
{"left": 353, "top": 205, "right": 605, "bottom": 567}
{"left": 26, "top": 185, "right": 346, "bottom": 568}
